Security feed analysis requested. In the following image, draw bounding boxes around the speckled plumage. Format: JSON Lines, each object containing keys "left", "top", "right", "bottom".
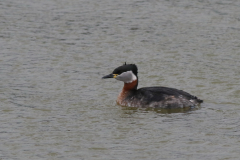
{"left": 117, "top": 85, "right": 203, "bottom": 108}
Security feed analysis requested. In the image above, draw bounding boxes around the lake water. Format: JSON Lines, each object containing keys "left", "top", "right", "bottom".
{"left": 1, "top": 0, "right": 240, "bottom": 159}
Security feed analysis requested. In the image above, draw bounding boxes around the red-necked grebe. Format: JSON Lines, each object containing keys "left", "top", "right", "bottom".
{"left": 102, "top": 63, "right": 203, "bottom": 108}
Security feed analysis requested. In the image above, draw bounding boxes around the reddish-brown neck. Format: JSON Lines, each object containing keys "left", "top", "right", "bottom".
{"left": 117, "top": 79, "right": 138, "bottom": 105}
{"left": 122, "top": 79, "right": 138, "bottom": 91}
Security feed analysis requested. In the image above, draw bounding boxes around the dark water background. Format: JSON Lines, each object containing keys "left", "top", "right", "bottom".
{"left": 1, "top": 0, "right": 240, "bottom": 159}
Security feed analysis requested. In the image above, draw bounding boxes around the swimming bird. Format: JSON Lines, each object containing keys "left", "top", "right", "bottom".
{"left": 102, "top": 63, "right": 203, "bottom": 108}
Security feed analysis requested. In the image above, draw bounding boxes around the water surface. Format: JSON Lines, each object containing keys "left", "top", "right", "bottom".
{"left": 1, "top": 0, "right": 240, "bottom": 159}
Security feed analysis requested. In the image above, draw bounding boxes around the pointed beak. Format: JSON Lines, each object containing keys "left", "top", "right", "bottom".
{"left": 102, "top": 74, "right": 118, "bottom": 79}
{"left": 102, "top": 74, "right": 114, "bottom": 79}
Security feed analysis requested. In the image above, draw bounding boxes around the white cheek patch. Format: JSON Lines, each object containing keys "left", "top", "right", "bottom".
{"left": 115, "top": 71, "right": 137, "bottom": 83}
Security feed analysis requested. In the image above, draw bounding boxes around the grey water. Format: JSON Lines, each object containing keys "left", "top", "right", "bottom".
{"left": 1, "top": 0, "right": 240, "bottom": 159}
